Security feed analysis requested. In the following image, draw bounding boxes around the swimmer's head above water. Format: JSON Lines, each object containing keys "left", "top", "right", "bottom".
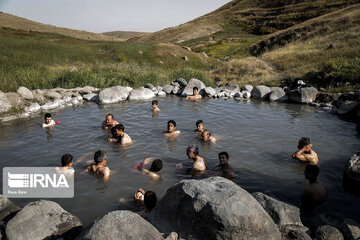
{"left": 167, "top": 120, "right": 177, "bottom": 133}
{"left": 187, "top": 144, "right": 199, "bottom": 160}
{"left": 200, "top": 130, "right": 212, "bottom": 141}
{"left": 44, "top": 113, "right": 52, "bottom": 124}
{"left": 61, "top": 154, "right": 73, "bottom": 167}
{"left": 94, "top": 150, "right": 107, "bottom": 164}
{"left": 298, "top": 137, "right": 311, "bottom": 149}
{"left": 218, "top": 152, "right": 229, "bottom": 167}
{"left": 149, "top": 159, "right": 163, "bottom": 172}
{"left": 105, "top": 114, "right": 115, "bottom": 126}
{"left": 196, "top": 120, "right": 204, "bottom": 132}
{"left": 111, "top": 124, "right": 125, "bottom": 138}
{"left": 193, "top": 87, "right": 199, "bottom": 96}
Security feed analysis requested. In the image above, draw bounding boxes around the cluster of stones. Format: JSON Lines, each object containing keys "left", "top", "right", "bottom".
{"left": 1, "top": 177, "right": 359, "bottom": 240}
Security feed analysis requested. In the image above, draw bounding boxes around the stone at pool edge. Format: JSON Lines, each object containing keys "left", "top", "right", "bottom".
{"left": 287, "top": 87, "right": 318, "bottom": 103}
{"left": 251, "top": 85, "right": 272, "bottom": 100}
{"left": 128, "top": 87, "right": 155, "bottom": 100}
{"left": 6, "top": 200, "right": 82, "bottom": 240}
{"left": 80, "top": 210, "right": 163, "bottom": 240}
{"left": 343, "top": 153, "right": 360, "bottom": 189}
{"left": 0, "top": 194, "right": 21, "bottom": 223}
{"left": 269, "top": 87, "right": 288, "bottom": 102}
{"left": 0, "top": 91, "right": 11, "bottom": 113}
{"left": 98, "top": 86, "right": 130, "bottom": 104}
{"left": 148, "top": 176, "right": 281, "bottom": 240}
{"left": 17, "top": 86, "right": 34, "bottom": 100}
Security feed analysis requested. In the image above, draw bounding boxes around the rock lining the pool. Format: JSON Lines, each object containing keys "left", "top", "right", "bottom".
{"left": 0, "top": 79, "right": 359, "bottom": 123}
{"left": 1, "top": 177, "right": 359, "bottom": 240}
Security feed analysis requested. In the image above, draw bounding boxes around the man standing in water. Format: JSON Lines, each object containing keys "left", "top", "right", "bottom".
{"left": 102, "top": 114, "right": 119, "bottom": 129}
{"left": 186, "top": 87, "right": 202, "bottom": 100}
{"left": 85, "top": 150, "right": 111, "bottom": 182}
{"left": 109, "top": 124, "right": 132, "bottom": 145}
{"left": 218, "top": 152, "right": 235, "bottom": 181}
{"left": 201, "top": 130, "right": 216, "bottom": 143}
{"left": 292, "top": 137, "right": 319, "bottom": 165}
{"left": 301, "top": 165, "right": 328, "bottom": 215}
{"left": 177, "top": 144, "right": 206, "bottom": 171}
{"left": 163, "top": 120, "right": 180, "bottom": 137}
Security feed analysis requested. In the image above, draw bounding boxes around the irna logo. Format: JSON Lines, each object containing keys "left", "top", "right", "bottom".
{"left": 8, "top": 172, "right": 69, "bottom": 188}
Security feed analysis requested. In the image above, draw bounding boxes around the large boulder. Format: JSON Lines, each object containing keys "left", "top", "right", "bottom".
{"left": 32, "top": 89, "right": 45, "bottom": 102}
{"left": 81, "top": 210, "right": 163, "bottom": 240}
{"left": 242, "top": 85, "right": 253, "bottom": 92}
{"left": 4, "top": 92, "right": 22, "bottom": 106}
{"left": 44, "top": 90, "right": 62, "bottom": 100}
{"left": 0, "top": 91, "right": 12, "bottom": 113}
{"left": 315, "top": 212, "right": 360, "bottom": 240}
{"left": 83, "top": 93, "right": 99, "bottom": 102}
{"left": 0, "top": 195, "right": 20, "bottom": 222}
{"left": 315, "top": 225, "right": 344, "bottom": 240}
{"left": 336, "top": 101, "right": 360, "bottom": 115}
{"left": 343, "top": 153, "right": 360, "bottom": 193}
{"left": 6, "top": 200, "right": 82, "bottom": 240}
{"left": 25, "top": 103, "right": 41, "bottom": 113}
{"left": 162, "top": 85, "right": 174, "bottom": 94}
{"left": 173, "top": 78, "right": 187, "bottom": 88}
{"left": 269, "top": 88, "right": 288, "bottom": 102}
{"left": 252, "top": 192, "right": 302, "bottom": 226}
{"left": 148, "top": 177, "right": 281, "bottom": 240}
{"left": 220, "top": 84, "right": 240, "bottom": 94}
{"left": 251, "top": 85, "right": 272, "bottom": 100}
{"left": 129, "top": 87, "right": 155, "bottom": 100}
{"left": 17, "top": 86, "right": 34, "bottom": 99}
{"left": 287, "top": 87, "right": 318, "bottom": 103}
{"left": 180, "top": 78, "right": 206, "bottom": 97}
{"left": 99, "top": 86, "right": 130, "bottom": 104}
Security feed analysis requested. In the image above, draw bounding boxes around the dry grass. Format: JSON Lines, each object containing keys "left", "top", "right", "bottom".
{"left": 102, "top": 31, "right": 150, "bottom": 41}
{"left": 0, "top": 12, "right": 120, "bottom": 41}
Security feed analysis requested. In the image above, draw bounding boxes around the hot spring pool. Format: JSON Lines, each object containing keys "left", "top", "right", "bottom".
{"left": 0, "top": 96, "right": 359, "bottom": 225}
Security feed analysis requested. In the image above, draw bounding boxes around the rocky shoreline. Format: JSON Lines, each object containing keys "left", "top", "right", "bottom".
{"left": 1, "top": 177, "right": 360, "bottom": 240}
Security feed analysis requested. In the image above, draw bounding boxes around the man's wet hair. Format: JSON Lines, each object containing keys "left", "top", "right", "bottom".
{"left": 106, "top": 113, "right": 114, "bottom": 119}
{"left": 152, "top": 100, "right": 158, "bottom": 105}
{"left": 218, "top": 152, "right": 229, "bottom": 159}
{"left": 144, "top": 191, "right": 157, "bottom": 210}
{"left": 202, "top": 130, "right": 211, "bottom": 136}
{"left": 94, "top": 150, "right": 106, "bottom": 164}
{"left": 44, "top": 113, "right": 51, "bottom": 119}
{"left": 187, "top": 144, "right": 199, "bottom": 156}
{"left": 61, "top": 154, "right": 73, "bottom": 167}
{"left": 305, "top": 165, "right": 319, "bottom": 181}
{"left": 193, "top": 86, "right": 199, "bottom": 91}
{"left": 196, "top": 120, "right": 203, "bottom": 126}
{"left": 168, "top": 120, "right": 176, "bottom": 127}
{"left": 111, "top": 124, "right": 124, "bottom": 135}
{"left": 298, "top": 137, "right": 311, "bottom": 149}
{"left": 149, "top": 159, "right": 163, "bottom": 172}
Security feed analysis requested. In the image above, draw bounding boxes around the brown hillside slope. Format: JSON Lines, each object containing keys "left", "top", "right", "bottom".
{"left": 102, "top": 31, "right": 149, "bottom": 41}
{"left": 0, "top": 12, "right": 120, "bottom": 41}
{"left": 132, "top": 0, "right": 360, "bottom": 43}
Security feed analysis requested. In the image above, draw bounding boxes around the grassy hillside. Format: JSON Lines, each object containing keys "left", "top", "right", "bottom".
{"left": 102, "top": 31, "right": 149, "bottom": 41}
{"left": 133, "top": 0, "right": 359, "bottom": 43}
{"left": 0, "top": 12, "right": 120, "bottom": 41}
{"left": 0, "top": 27, "right": 216, "bottom": 92}
{"left": 209, "top": 4, "right": 360, "bottom": 90}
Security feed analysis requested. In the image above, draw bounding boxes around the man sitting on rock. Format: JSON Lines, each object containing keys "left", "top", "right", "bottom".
{"left": 301, "top": 165, "right": 328, "bottom": 215}
{"left": 201, "top": 130, "right": 216, "bottom": 143}
{"left": 292, "top": 137, "right": 319, "bottom": 165}
{"left": 177, "top": 144, "right": 206, "bottom": 171}
{"left": 85, "top": 150, "right": 110, "bottom": 182}
{"left": 133, "top": 158, "right": 163, "bottom": 181}
{"left": 186, "top": 86, "right": 202, "bottom": 100}
{"left": 55, "top": 154, "right": 75, "bottom": 176}
{"left": 163, "top": 120, "right": 180, "bottom": 137}
{"left": 218, "top": 152, "right": 235, "bottom": 181}
{"left": 101, "top": 113, "right": 119, "bottom": 130}
{"left": 109, "top": 124, "right": 132, "bottom": 145}
{"left": 42, "top": 113, "right": 56, "bottom": 128}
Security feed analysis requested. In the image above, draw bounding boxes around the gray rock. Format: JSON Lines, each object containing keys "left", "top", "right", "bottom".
{"left": 17, "top": 86, "right": 34, "bottom": 99}
{"left": 269, "top": 88, "right": 288, "bottom": 102}
{"left": 336, "top": 101, "right": 360, "bottom": 115}
{"left": 71, "top": 97, "right": 80, "bottom": 105}
{"left": 41, "top": 101, "right": 60, "bottom": 110}
{"left": 234, "top": 92, "right": 243, "bottom": 99}
{"left": 144, "top": 83, "right": 155, "bottom": 89}
{"left": 32, "top": 89, "right": 45, "bottom": 102}
{"left": 164, "top": 232, "right": 178, "bottom": 240}
{"left": 76, "top": 86, "right": 96, "bottom": 95}
{"left": 217, "top": 91, "right": 230, "bottom": 98}
{"left": 204, "top": 87, "right": 217, "bottom": 97}
{"left": 44, "top": 90, "right": 62, "bottom": 100}
{"left": 6, "top": 200, "right": 82, "bottom": 240}
{"left": 251, "top": 85, "right": 272, "bottom": 100}
{"left": 157, "top": 91, "right": 166, "bottom": 96}
{"left": 148, "top": 177, "right": 281, "bottom": 240}
{"left": 180, "top": 78, "right": 206, "bottom": 97}
{"left": 316, "top": 212, "right": 360, "bottom": 240}
{"left": 287, "top": 87, "right": 318, "bottom": 103}
{"left": 25, "top": 103, "right": 41, "bottom": 113}
{"left": 242, "top": 91, "right": 251, "bottom": 99}
{"left": 344, "top": 153, "right": 360, "bottom": 185}
{"left": 155, "top": 86, "right": 163, "bottom": 92}
{"left": 82, "top": 210, "right": 163, "bottom": 240}
{"left": 129, "top": 87, "right": 155, "bottom": 100}
{"left": 171, "top": 82, "right": 180, "bottom": 87}
{"left": 162, "top": 85, "right": 174, "bottom": 94}
{"left": 173, "top": 78, "right": 187, "bottom": 88}
{"left": 0, "top": 194, "right": 20, "bottom": 222}
{"left": 83, "top": 93, "right": 99, "bottom": 102}
{"left": 171, "top": 85, "right": 183, "bottom": 95}
{"left": 223, "top": 84, "right": 240, "bottom": 94}
{"left": 4, "top": 92, "right": 22, "bottom": 106}
{"left": 278, "top": 224, "right": 312, "bottom": 240}
{"left": 252, "top": 192, "right": 302, "bottom": 226}
{"left": 99, "top": 86, "right": 130, "bottom": 104}
{"left": 243, "top": 85, "right": 253, "bottom": 92}
{"left": 315, "top": 225, "right": 344, "bottom": 240}
{"left": 63, "top": 96, "right": 72, "bottom": 102}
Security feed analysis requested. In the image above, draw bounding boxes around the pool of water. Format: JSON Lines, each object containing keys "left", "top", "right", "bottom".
{"left": 0, "top": 96, "right": 359, "bottom": 225}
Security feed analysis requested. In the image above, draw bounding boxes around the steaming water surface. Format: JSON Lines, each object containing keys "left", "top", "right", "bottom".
{"left": 0, "top": 96, "right": 359, "bottom": 225}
